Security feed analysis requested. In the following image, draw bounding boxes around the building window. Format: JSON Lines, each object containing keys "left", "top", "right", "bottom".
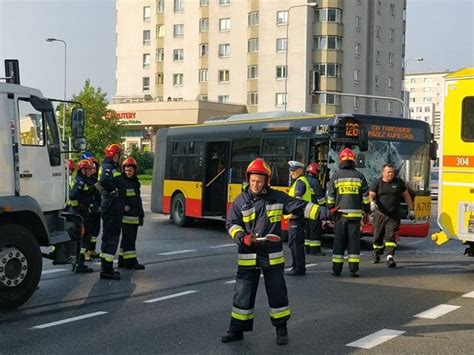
{"left": 276, "top": 11, "right": 288, "bottom": 25}
{"left": 199, "top": 43, "right": 208, "bottom": 57}
{"left": 424, "top": 87, "right": 432, "bottom": 92}
{"left": 247, "top": 65, "right": 258, "bottom": 79}
{"left": 174, "top": 0, "right": 183, "bottom": 12}
{"left": 388, "top": 77, "right": 393, "bottom": 89}
{"left": 200, "top": 0, "right": 209, "bottom": 6}
{"left": 374, "top": 100, "right": 379, "bottom": 112}
{"left": 219, "top": 18, "right": 231, "bottom": 32}
{"left": 425, "top": 106, "right": 431, "bottom": 112}
{"left": 143, "top": 6, "right": 151, "bottom": 21}
{"left": 354, "top": 42, "right": 361, "bottom": 57}
{"left": 248, "top": 38, "right": 259, "bottom": 53}
{"left": 143, "top": 53, "right": 150, "bottom": 68}
{"left": 354, "top": 69, "right": 360, "bottom": 84}
{"left": 199, "top": 18, "right": 209, "bottom": 32}
{"left": 388, "top": 52, "right": 394, "bottom": 66}
{"left": 390, "top": 28, "right": 395, "bottom": 42}
{"left": 353, "top": 97, "right": 360, "bottom": 110}
{"left": 218, "top": 95, "right": 229, "bottom": 103}
{"left": 314, "top": 63, "right": 342, "bottom": 77}
{"left": 388, "top": 102, "right": 393, "bottom": 113}
{"left": 220, "top": 0, "right": 230, "bottom": 5}
{"left": 199, "top": 94, "right": 208, "bottom": 101}
{"left": 198, "top": 69, "right": 208, "bottom": 83}
{"left": 377, "top": 0, "right": 381, "bottom": 14}
{"left": 314, "top": 36, "right": 343, "bottom": 50}
{"left": 276, "top": 66, "right": 287, "bottom": 79}
{"left": 156, "top": 72, "right": 163, "bottom": 84}
{"left": 376, "top": 50, "right": 380, "bottom": 64}
{"left": 157, "top": 0, "right": 164, "bottom": 13}
{"left": 276, "top": 38, "right": 287, "bottom": 52}
{"left": 410, "top": 78, "right": 416, "bottom": 83}
{"left": 416, "top": 107, "right": 423, "bottom": 113}
{"left": 173, "top": 73, "right": 183, "bottom": 86}
{"left": 424, "top": 78, "right": 432, "bottom": 83}
{"left": 218, "top": 44, "right": 231, "bottom": 57}
{"left": 275, "top": 93, "right": 287, "bottom": 107}
{"left": 174, "top": 24, "right": 184, "bottom": 37}
{"left": 315, "top": 8, "right": 343, "bottom": 23}
{"left": 376, "top": 26, "right": 381, "bottom": 39}
{"left": 156, "top": 25, "right": 164, "bottom": 38}
{"left": 156, "top": 48, "right": 164, "bottom": 62}
{"left": 355, "top": 16, "right": 361, "bottom": 31}
{"left": 247, "top": 92, "right": 258, "bottom": 105}
{"left": 318, "top": 93, "right": 340, "bottom": 105}
{"left": 143, "top": 77, "right": 150, "bottom": 91}
{"left": 423, "top": 97, "right": 433, "bottom": 102}
{"left": 218, "top": 69, "right": 230, "bottom": 83}
{"left": 375, "top": 76, "right": 380, "bottom": 88}
{"left": 410, "top": 88, "right": 415, "bottom": 93}
{"left": 248, "top": 11, "right": 259, "bottom": 26}
{"left": 143, "top": 30, "right": 151, "bottom": 45}
{"left": 173, "top": 49, "right": 184, "bottom": 61}
{"left": 390, "top": 4, "right": 396, "bottom": 16}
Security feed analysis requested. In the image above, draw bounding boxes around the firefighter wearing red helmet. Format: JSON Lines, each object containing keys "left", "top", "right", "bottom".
{"left": 99, "top": 143, "right": 126, "bottom": 280}
{"left": 305, "top": 162, "right": 326, "bottom": 255}
{"left": 326, "top": 147, "right": 370, "bottom": 277}
{"left": 84, "top": 156, "right": 101, "bottom": 261}
{"left": 222, "top": 158, "right": 329, "bottom": 346}
{"left": 118, "top": 156, "right": 145, "bottom": 270}
{"left": 68, "top": 159, "right": 94, "bottom": 273}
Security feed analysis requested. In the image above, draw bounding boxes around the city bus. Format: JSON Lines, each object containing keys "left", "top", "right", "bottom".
{"left": 151, "top": 111, "right": 437, "bottom": 238}
{"left": 432, "top": 68, "right": 474, "bottom": 255}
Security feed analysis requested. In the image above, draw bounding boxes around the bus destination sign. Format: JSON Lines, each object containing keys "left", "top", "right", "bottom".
{"left": 345, "top": 123, "right": 419, "bottom": 141}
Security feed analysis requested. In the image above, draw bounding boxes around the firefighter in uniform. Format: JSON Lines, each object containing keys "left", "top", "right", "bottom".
{"left": 85, "top": 154, "right": 101, "bottom": 261}
{"left": 68, "top": 159, "right": 94, "bottom": 273}
{"left": 287, "top": 161, "right": 312, "bottom": 276}
{"left": 327, "top": 148, "right": 370, "bottom": 277}
{"left": 99, "top": 143, "right": 126, "bottom": 280}
{"left": 305, "top": 163, "right": 326, "bottom": 255}
{"left": 222, "top": 158, "right": 327, "bottom": 345}
{"left": 118, "top": 157, "right": 145, "bottom": 270}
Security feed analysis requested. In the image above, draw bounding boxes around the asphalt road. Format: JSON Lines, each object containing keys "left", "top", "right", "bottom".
{"left": 1, "top": 187, "right": 472, "bottom": 354}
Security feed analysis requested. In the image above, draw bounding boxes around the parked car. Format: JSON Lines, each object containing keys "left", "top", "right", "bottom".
{"left": 430, "top": 169, "right": 439, "bottom": 200}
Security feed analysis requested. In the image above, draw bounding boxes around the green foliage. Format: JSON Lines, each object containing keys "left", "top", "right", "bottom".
{"left": 58, "top": 79, "right": 126, "bottom": 161}
{"left": 130, "top": 147, "right": 154, "bottom": 174}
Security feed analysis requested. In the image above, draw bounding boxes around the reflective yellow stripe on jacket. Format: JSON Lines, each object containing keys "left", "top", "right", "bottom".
{"left": 242, "top": 207, "right": 256, "bottom": 223}
{"left": 266, "top": 203, "right": 283, "bottom": 223}
{"left": 238, "top": 253, "right": 257, "bottom": 266}
{"left": 126, "top": 188, "right": 136, "bottom": 197}
{"left": 122, "top": 215, "right": 140, "bottom": 224}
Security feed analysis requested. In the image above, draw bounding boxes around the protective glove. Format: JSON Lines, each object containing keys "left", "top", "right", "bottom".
{"left": 408, "top": 209, "right": 415, "bottom": 220}
{"left": 370, "top": 202, "right": 378, "bottom": 213}
{"left": 110, "top": 189, "right": 118, "bottom": 198}
{"left": 241, "top": 234, "right": 256, "bottom": 247}
{"left": 329, "top": 207, "right": 339, "bottom": 220}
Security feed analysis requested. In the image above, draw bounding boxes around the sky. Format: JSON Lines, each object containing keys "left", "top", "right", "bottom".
{"left": 0, "top": 0, "right": 473, "bottom": 101}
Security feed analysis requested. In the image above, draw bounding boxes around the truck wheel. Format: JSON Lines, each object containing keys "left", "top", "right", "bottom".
{"left": 171, "top": 193, "right": 191, "bottom": 227}
{"left": 0, "top": 225, "right": 42, "bottom": 309}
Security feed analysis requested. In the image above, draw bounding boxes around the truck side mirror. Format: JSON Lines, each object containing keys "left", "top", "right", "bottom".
{"left": 73, "top": 137, "right": 87, "bottom": 151}
{"left": 430, "top": 141, "right": 438, "bottom": 161}
{"left": 4, "top": 59, "right": 20, "bottom": 84}
{"left": 71, "top": 107, "right": 85, "bottom": 138}
{"left": 358, "top": 127, "right": 368, "bottom": 152}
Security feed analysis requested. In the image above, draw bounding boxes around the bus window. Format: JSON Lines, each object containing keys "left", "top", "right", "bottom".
{"left": 296, "top": 139, "right": 308, "bottom": 165}
{"left": 462, "top": 97, "right": 474, "bottom": 142}
{"left": 262, "top": 137, "right": 294, "bottom": 186}
{"left": 170, "top": 141, "right": 204, "bottom": 181}
{"left": 230, "top": 138, "right": 260, "bottom": 183}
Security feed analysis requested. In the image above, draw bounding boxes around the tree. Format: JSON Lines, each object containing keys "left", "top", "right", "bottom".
{"left": 59, "top": 79, "right": 126, "bottom": 161}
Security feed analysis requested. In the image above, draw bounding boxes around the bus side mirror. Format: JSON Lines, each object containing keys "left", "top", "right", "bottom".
{"left": 311, "top": 70, "right": 320, "bottom": 93}
{"left": 71, "top": 107, "right": 85, "bottom": 138}
{"left": 4, "top": 59, "right": 20, "bottom": 84}
{"left": 430, "top": 141, "right": 438, "bottom": 160}
{"left": 358, "top": 127, "right": 368, "bottom": 152}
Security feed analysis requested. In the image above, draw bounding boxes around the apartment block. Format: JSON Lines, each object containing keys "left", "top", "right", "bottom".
{"left": 115, "top": 0, "right": 406, "bottom": 116}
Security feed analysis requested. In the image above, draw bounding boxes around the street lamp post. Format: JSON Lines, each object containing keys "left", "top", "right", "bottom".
{"left": 284, "top": 2, "right": 318, "bottom": 111}
{"left": 46, "top": 38, "right": 67, "bottom": 142}
{"left": 403, "top": 57, "right": 424, "bottom": 118}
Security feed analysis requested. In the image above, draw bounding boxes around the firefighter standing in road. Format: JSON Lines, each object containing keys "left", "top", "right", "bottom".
{"left": 287, "top": 160, "right": 312, "bottom": 276}
{"left": 118, "top": 156, "right": 145, "bottom": 270}
{"left": 99, "top": 144, "right": 126, "bottom": 280}
{"left": 369, "top": 163, "right": 415, "bottom": 267}
{"left": 85, "top": 154, "right": 101, "bottom": 261}
{"left": 222, "top": 158, "right": 327, "bottom": 345}
{"left": 68, "top": 159, "right": 94, "bottom": 273}
{"left": 305, "top": 163, "right": 326, "bottom": 255}
{"left": 327, "top": 148, "right": 370, "bottom": 277}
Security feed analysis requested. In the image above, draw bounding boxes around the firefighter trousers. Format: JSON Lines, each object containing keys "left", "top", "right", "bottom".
{"left": 332, "top": 217, "right": 361, "bottom": 274}
{"left": 372, "top": 210, "right": 399, "bottom": 257}
{"left": 229, "top": 265, "right": 290, "bottom": 332}
{"left": 100, "top": 199, "right": 124, "bottom": 270}
{"left": 89, "top": 212, "right": 101, "bottom": 251}
{"left": 289, "top": 219, "right": 306, "bottom": 274}
{"left": 119, "top": 223, "right": 139, "bottom": 266}
{"left": 71, "top": 207, "right": 93, "bottom": 254}
{"left": 305, "top": 220, "right": 322, "bottom": 254}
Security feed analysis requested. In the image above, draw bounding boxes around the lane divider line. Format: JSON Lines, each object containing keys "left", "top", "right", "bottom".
{"left": 346, "top": 329, "right": 405, "bottom": 349}
{"left": 414, "top": 304, "right": 461, "bottom": 319}
{"left": 41, "top": 269, "right": 67, "bottom": 275}
{"left": 209, "top": 244, "right": 235, "bottom": 249}
{"left": 32, "top": 311, "right": 107, "bottom": 329}
{"left": 158, "top": 250, "right": 197, "bottom": 256}
{"left": 462, "top": 291, "right": 474, "bottom": 298}
{"left": 144, "top": 290, "right": 198, "bottom": 304}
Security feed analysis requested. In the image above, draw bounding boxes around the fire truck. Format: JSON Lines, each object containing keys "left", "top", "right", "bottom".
{"left": 432, "top": 68, "right": 474, "bottom": 255}
{"left": 0, "top": 60, "right": 86, "bottom": 309}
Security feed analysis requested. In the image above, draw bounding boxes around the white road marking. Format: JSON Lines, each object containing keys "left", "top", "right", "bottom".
{"left": 144, "top": 290, "right": 198, "bottom": 304}
{"left": 307, "top": 263, "right": 318, "bottom": 268}
{"left": 41, "top": 269, "right": 67, "bottom": 275}
{"left": 462, "top": 291, "right": 474, "bottom": 298}
{"left": 346, "top": 329, "right": 405, "bottom": 349}
{"left": 209, "top": 244, "right": 235, "bottom": 249}
{"left": 414, "top": 304, "right": 461, "bottom": 319}
{"left": 224, "top": 280, "right": 236, "bottom": 284}
{"left": 32, "top": 311, "right": 107, "bottom": 329}
{"left": 158, "top": 250, "right": 196, "bottom": 256}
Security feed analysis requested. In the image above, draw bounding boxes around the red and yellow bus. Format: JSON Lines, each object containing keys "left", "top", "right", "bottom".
{"left": 151, "top": 112, "right": 437, "bottom": 238}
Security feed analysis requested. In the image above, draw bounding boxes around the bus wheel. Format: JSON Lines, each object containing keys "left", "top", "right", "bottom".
{"left": 171, "top": 193, "right": 191, "bottom": 227}
{"left": 0, "top": 225, "right": 42, "bottom": 309}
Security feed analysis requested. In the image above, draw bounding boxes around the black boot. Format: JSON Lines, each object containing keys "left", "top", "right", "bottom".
{"left": 387, "top": 256, "right": 397, "bottom": 268}
{"left": 128, "top": 262, "right": 145, "bottom": 270}
{"left": 100, "top": 268, "right": 121, "bottom": 280}
{"left": 373, "top": 254, "right": 381, "bottom": 264}
{"left": 276, "top": 325, "right": 288, "bottom": 345}
{"left": 350, "top": 270, "right": 360, "bottom": 278}
{"left": 118, "top": 256, "right": 125, "bottom": 268}
{"left": 221, "top": 331, "right": 243, "bottom": 343}
{"left": 73, "top": 254, "right": 93, "bottom": 273}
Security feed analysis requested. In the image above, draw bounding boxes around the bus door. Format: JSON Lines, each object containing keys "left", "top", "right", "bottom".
{"left": 203, "top": 141, "right": 230, "bottom": 217}
{"left": 309, "top": 139, "right": 330, "bottom": 189}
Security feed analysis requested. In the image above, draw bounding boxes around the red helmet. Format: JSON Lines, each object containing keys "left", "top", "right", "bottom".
{"left": 105, "top": 143, "right": 123, "bottom": 157}
{"left": 246, "top": 158, "right": 272, "bottom": 185}
{"left": 306, "top": 162, "right": 320, "bottom": 175}
{"left": 122, "top": 156, "right": 137, "bottom": 169}
{"left": 68, "top": 159, "right": 75, "bottom": 171}
{"left": 88, "top": 156, "right": 98, "bottom": 164}
{"left": 77, "top": 159, "right": 92, "bottom": 171}
{"left": 339, "top": 148, "right": 356, "bottom": 162}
